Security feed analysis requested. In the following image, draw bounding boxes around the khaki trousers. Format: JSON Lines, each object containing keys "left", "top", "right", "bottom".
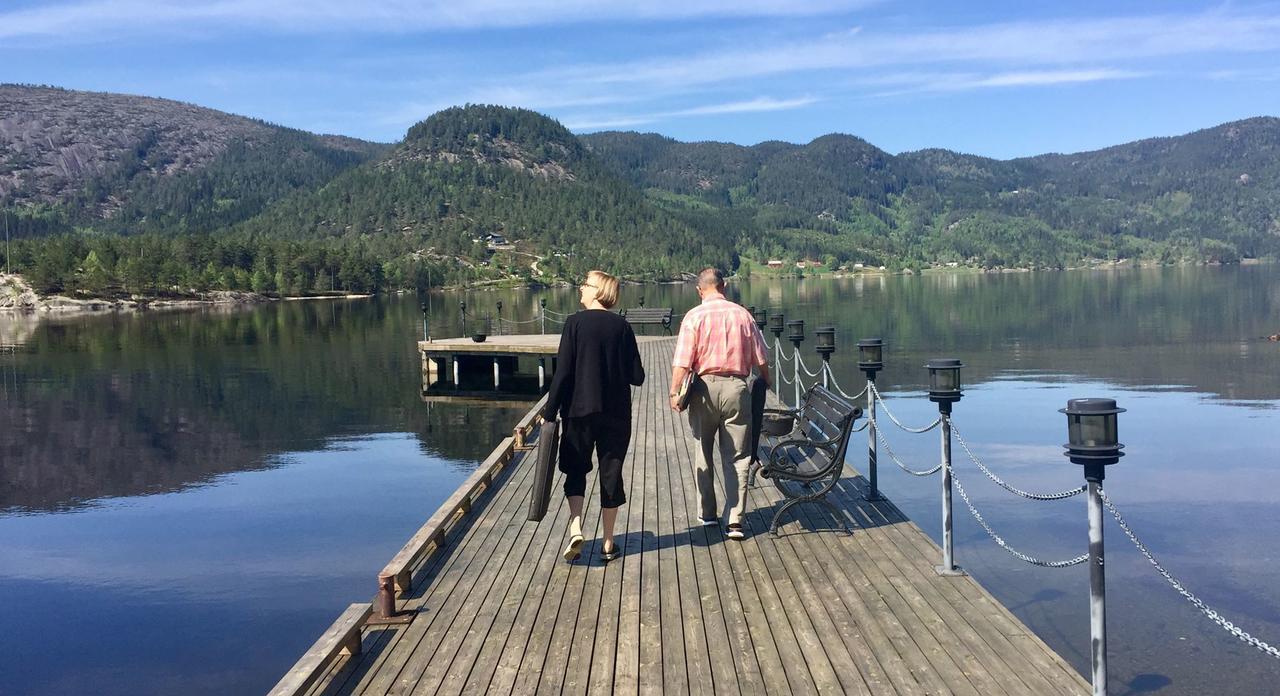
{"left": 685, "top": 374, "right": 751, "bottom": 525}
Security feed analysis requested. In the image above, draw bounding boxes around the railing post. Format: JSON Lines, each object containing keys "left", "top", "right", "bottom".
{"left": 866, "top": 380, "right": 880, "bottom": 500}
{"left": 496, "top": 300, "right": 503, "bottom": 336}
{"left": 539, "top": 298, "right": 547, "bottom": 335}
{"left": 1061, "top": 398, "right": 1125, "bottom": 696}
{"left": 927, "top": 358, "right": 965, "bottom": 576}
{"left": 936, "top": 407, "right": 964, "bottom": 575}
{"left": 815, "top": 326, "right": 834, "bottom": 390}
{"left": 1086, "top": 474, "right": 1107, "bottom": 695}
{"left": 421, "top": 302, "right": 430, "bottom": 342}
{"left": 858, "top": 338, "right": 885, "bottom": 501}
{"left": 459, "top": 300, "right": 467, "bottom": 339}
{"left": 787, "top": 320, "right": 804, "bottom": 405}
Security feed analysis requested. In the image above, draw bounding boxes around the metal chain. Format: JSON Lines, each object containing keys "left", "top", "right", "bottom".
{"left": 498, "top": 316, "right": 541, "bottom": 325}
{"left": 1101, "top": 490, "right": 1280, "bottom": 659}
{"left": 951, "top": 423, "right": 1086, "bottom": 501}
{"left": 824, "top": 364, "right": 869, "bottom": 401}
{"left": 778, "top": 369, "right": 796, "bottom": 385}
{"left": 851, "top": 419, "right": 869, "bottom": 433}
{"left": 772, "top": 338, "right": 796, "bottom": 363}
{"left": 795, "top": 353, "right": 825, "bottom": 378}
{"left": 869, "top": 382, "right": 942, "bottom": 433}
{"left": 953, "top": 471, "right": 1089, "bottom": 568}
{"left": 875, "top": 424, "right": 943, "bottom": 476}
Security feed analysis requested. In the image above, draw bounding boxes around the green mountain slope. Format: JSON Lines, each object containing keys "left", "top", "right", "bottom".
{"left": 583, "top": 120, "right": 1280, "bottom": 269}
{"left": 3, "top": 87, "right": 1279, "bottom": 298}
{"left": 231, "top": 106, "right": 739, "bottom": 283}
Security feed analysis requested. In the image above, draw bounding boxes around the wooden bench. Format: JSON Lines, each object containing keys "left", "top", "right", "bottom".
{"left": 750, "top": 384, "right": 863, "bottom": 535}
{"left": 267, "top": 603, "right": 370, "bottom": 696}
{"left": 621, "top": 307, "right": 673, "bottom": 334}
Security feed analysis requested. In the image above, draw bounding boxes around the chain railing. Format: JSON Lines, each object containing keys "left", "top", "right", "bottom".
{"left": 869, "top": 381, "right": 942, "bottom": 433}
{"left": 952, "top": 423, "right": 1087, "bottom": 501}
{"left": 823, "top": 364, "right": 868, "bottom": 401}
{"left": 794, "top": 352, "right": 826, "bottom": 379}
{"left": 874, "top": 424, "right": 942, "bottom": 476}
{"left": 754, "top": 317, "right": 1280, "bottom": 694}
{"left": 1102, "top": 490, "right": 1280, "bottom": 660}
{"left": 952, "top": 469, "right": 1089, "bottom": 568}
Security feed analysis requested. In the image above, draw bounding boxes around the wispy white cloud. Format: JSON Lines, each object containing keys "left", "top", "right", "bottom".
{"left": 0, "top": 0, "right": 881, "bottom": 38}
{"left": 1207, "top": 67, "right": 1280, "bottom": 82}
{"left": 670, "top": 96, "right": 820, "bottom": 116}
{"left": 538, "top": 11, "right": 1280, "bottom": 90}
{"left": 866, "top": 68, "right": 1148, "bottom": 96}
{"left": 493, "top": 10, "right": 1279, "bottom": 133}
{"left": 561, "top": 96, "right": 819, "bottom": 131}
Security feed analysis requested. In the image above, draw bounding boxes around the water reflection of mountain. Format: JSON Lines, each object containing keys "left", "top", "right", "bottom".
{"left": 0, "top": 300, "right": 522, "bottom": 514}
{"left": 4, "top": 266, "right": 1276, "bottom": 513}
{"left": 598, "top": 265, "right": 1280, "bottom": 404}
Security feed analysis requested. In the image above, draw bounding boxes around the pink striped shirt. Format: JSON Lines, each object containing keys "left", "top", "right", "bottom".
{"left": 672, "top": 294, "right": 768, "bottom": 377}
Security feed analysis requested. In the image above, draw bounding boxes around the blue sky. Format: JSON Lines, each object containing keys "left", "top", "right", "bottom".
{"left": 4, "top": 1, "right": 1280, "bottom": 158}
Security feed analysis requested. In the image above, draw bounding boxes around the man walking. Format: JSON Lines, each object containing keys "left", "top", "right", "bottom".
{"left": 670, "top": 268, "right": 771, "bottom": 539}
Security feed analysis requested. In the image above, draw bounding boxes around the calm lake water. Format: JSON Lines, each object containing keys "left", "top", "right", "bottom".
{"left": 2, "top": 265, "right": 1279, "bottom": 694}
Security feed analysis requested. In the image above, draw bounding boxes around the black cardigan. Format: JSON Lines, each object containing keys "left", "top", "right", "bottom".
{"left": 544, "top": 310, "right": 645, "bottom": 420}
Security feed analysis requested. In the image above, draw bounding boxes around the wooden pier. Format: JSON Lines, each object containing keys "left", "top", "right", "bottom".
{"left": 418, "top": 335, "right": 669, "bottom": 397}
{"left": 276, "top": 338, "right": 1089, "bottom": 695}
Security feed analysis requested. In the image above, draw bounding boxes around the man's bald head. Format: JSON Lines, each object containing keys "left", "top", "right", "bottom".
{"left": 697, "top": 267, "right": 726, "bottom": 290}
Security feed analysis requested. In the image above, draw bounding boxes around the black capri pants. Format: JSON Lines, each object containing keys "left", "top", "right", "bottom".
{"left": 559, "top": 412, "right": 631, "bottom": 508}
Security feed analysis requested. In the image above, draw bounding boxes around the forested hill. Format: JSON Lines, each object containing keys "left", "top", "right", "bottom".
{"left": 229, "top": 105, "right": 740, "bottom": 284}
{"left": 582, "top": 118, "right": 1280, "bottom": 268}
{"left": 2, "top": 87, "right": 1278, "bottom": 299}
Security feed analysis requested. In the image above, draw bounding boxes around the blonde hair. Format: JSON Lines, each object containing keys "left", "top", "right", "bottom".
{"left": 586, "top": 270, "right": 620, "bottom": 309}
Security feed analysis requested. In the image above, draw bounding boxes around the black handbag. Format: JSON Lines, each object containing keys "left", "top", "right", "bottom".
{"left": 527, "top": 419, "right": 560, "bottom": 522}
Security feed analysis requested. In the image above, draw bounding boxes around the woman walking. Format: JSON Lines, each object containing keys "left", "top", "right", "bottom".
{"left": 544, "top": 270, "right": 645, "bottom": 562}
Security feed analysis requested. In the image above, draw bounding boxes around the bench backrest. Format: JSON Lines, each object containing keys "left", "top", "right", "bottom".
{"left": 621, "top": 307, "right": 673, "bottom": 324}
{"left": 793, "top": 385, "right": 862, "bottom": 474}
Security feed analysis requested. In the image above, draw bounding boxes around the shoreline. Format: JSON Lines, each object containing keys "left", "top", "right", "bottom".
{"left": 3, "top": 259, "right": 1272, "bottom": 319}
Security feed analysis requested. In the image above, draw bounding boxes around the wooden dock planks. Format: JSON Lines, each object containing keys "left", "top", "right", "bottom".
{"left": 292, "top": 338, "right": 1090, "bottom": 696}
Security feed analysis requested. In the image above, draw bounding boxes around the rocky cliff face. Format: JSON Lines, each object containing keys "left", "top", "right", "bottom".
{"left": 0, "top": 272, "right": 40, "bottom": 310}
{"left": 0, "top": 85, "right": 272, "bottom": 207}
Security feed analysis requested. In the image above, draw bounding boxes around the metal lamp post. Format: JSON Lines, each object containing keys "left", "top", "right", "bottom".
{"left": 927, "top": 358, "right": 965, "bottom": 576}
{"left": 752, "top": 307, "right": 768, "bottom": 332}
{"left": 539, "top": 297, "right": 547, "bottom": 335}
{"left": 787, "top": 320, "right": 805, "bottom": 405}
{"left": 768, "top": 311, "right": 785, "bottom": 338}
{"left": 496, "top": 300, "right": 503, "bottom": 335}
{"left": 459, "top": 300, "right": 467, "bottom": 339}
{"left": 1061, "top": 398, "right": 1125, "bottom": 696}
{"left": 815, "top": 327, "right": 835, "bottom": 389}
{"left": 858, "top": 338, "right": 885, "bottom": 500}
{"left": 767, "top": 311, "right": 785, "bottom": 379}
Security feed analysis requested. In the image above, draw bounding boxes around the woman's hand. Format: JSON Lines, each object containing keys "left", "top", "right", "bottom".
{"left": 670, "top": 394, "right": 683, "bottom": 412}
